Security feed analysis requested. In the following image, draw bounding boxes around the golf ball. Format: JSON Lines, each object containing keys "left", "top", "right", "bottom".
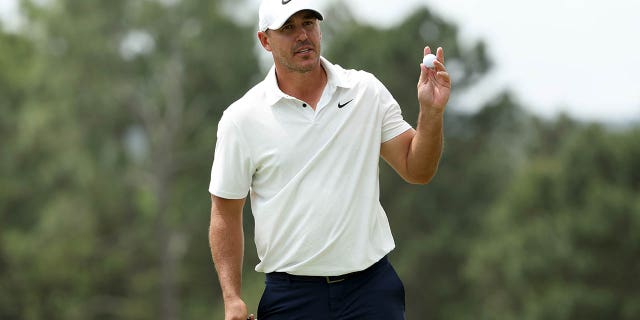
{"left": 422, "top": 53, "right": 437, "bottom": 69}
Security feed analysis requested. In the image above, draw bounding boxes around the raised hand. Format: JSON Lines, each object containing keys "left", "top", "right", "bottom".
{"left": 417, "top": 46, "right": 451, "bottom": 113}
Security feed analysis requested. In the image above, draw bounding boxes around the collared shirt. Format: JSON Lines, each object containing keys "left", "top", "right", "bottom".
{"left": 209, "top": 57, "right": 412, "bottom": 276}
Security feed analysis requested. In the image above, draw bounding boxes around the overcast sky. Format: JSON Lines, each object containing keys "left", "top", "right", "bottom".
{"left": 2, "top": 0, "right": 638, "bottom": 123}
{"left": 343, "top": 0, "right": 640, "bottom": 123}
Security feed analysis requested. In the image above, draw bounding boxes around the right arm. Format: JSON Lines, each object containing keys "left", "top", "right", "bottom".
{"left": 209, "top": 194, "right": 253, "bottom": 320}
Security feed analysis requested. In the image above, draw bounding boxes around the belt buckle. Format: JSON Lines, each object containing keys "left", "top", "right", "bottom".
{"left": 325, "top": 276, "right": 345, "bottom": 284}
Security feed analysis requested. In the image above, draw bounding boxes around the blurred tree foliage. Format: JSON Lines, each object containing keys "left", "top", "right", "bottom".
{"left": 2, "top": 0, "right": 258, "bottom": 319}
{"left": 1, "top": 0, "right": 638, "bottom": 319}
{"left": 466, "top": 124, "right": 640, "bottom": 320}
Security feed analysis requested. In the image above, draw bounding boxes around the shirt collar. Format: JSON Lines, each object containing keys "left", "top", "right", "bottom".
{"left": 263, "top": 56, "right": 353, "bottom": 107}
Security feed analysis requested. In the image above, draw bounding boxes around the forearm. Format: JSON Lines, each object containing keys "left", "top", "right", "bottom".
{"left": 402, "top": 45, "right": 449, "bottom": 184}
{"left": 407, "top": 107, "right": 444, "bottom": 184}
{"left": 209, "top": 201, "right": 245, "bottom": 302}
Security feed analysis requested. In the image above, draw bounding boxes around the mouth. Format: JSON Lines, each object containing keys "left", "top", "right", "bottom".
{"left": 294, "top": 47, "right": 314, "bottom": 55}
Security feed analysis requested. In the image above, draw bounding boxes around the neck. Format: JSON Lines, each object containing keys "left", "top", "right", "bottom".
{"left": 275, "top": 60, "right": 327, "bottom": 110}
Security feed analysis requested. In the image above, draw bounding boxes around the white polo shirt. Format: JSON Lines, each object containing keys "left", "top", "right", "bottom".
{"left": 209, "top": 57, "right": 412, "bottom": 276}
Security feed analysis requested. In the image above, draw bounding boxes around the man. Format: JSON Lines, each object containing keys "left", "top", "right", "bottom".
{"left": 208, "top": 0, "right": 451, "bottom": 319}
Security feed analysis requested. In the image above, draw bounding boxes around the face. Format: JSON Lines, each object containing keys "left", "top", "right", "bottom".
{"left": 258, "top": 10, "right": 322, "bottom": 74}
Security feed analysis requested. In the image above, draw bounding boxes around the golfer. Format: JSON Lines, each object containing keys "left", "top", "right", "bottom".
{"left": 208, "top": 0, "right": 451, "bottom": 319}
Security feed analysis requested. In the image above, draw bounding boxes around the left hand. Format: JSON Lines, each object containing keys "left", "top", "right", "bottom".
{"left": 418, "top": 46, "right": 451, "bottom": 113}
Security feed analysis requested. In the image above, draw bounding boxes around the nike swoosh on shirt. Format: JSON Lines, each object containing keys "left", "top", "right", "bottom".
{"left": 338, "top": 99, "right": 354, "bottom": 109}
{"left": 282, "top": 0, "right": 292, "bottom": 4}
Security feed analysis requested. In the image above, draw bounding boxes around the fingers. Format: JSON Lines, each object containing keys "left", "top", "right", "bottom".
{"left": 436, "top": 47, "right": 445, "bottom": 64}
{"left": 422, "top": 46, "right": 445, "bottom": 70}
{"left": 433, "top": 59, "right": 446, "bottom": 73}
{"left": 420, "top": 57, "right": 447, "bottom": 78}
{"left": 423, "top": 46, "right": 444, "bottom": 61}
{"left": 420, "top": 46, "right": 448, "bottom": 86}
{"left": 433, "top": 59, "right": 451, "bottom": 88}
{"left": 436, "top": 71, "right": 451, "bottom": 88}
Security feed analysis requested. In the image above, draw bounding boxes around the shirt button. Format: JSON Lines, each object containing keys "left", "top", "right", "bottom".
{"left": 302, "top": 103, "right": 307, "bottom": 108}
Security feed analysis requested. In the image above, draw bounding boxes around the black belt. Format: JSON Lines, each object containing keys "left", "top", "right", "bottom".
{"left": 266, "top": 256, "right": 388, "bottom": 284}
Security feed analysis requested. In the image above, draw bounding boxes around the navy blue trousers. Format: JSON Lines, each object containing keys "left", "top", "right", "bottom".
{"left": 257, "top": 256, "right": 405, "bottom": 319}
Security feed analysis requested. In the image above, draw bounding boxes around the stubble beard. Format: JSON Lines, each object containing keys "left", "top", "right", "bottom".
{"left": 276, "top": 44, "right": 321, "bottom": 74}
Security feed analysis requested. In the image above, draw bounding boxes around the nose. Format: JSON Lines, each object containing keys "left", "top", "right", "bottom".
{"left": 295, "top": 28, "right": 309, "bottom": 42}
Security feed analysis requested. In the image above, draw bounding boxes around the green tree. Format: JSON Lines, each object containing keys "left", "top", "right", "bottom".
{"left": 0, "top": 26, "right": 38, "bottom": 320}
{"left": 466, "top": 124, "right": 640, "bottom": 319}
{"left": 2, "top": 0, "right": 259, "bottom": 318}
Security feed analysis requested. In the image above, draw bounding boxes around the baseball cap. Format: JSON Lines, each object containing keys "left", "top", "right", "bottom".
{"left": 258, "top": 0, "right": 324, "bottom": 32}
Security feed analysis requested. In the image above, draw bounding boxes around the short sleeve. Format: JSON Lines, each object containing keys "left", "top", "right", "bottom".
{"left": 372, "top": 77, "right": 412, "bottom": 142}
{"left": 209, "top": 113, "right": 254, "bottom": 199}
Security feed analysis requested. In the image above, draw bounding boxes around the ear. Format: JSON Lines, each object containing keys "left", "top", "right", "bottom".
{"left": 257, "top": 31, "right": 272, "bottom": 52}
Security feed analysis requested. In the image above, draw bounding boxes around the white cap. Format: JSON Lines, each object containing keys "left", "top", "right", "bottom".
{"left": 258, "top": 0, "right": 324, "bottom": 32}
